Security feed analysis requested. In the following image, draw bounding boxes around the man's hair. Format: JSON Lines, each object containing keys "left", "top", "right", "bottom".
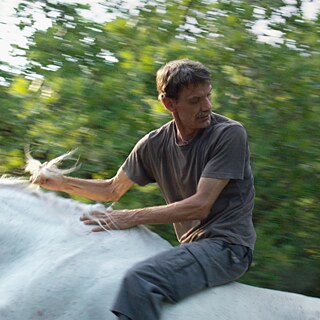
{"left": 156, "top": 59, "right": 211, "bottom": 100}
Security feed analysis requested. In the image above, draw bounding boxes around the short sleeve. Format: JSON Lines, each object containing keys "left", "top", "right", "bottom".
{"left": 121, "top": 134, "right": 156, "bottom": 186}
{"left": 201, "top": 124, "right": 247, "bottom": 180}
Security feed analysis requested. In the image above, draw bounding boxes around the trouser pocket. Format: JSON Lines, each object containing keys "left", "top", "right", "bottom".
{"left": 223, "top": 242, "right": 252, "bottom": 271}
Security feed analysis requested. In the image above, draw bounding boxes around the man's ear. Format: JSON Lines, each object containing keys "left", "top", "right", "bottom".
{"left": 161, "top": 97, "right": 176, "bottom": 113}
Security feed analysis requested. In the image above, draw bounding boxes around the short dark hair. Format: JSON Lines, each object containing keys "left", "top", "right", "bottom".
{"left": 156, "top": 59, "right": 211, "bottom": 100}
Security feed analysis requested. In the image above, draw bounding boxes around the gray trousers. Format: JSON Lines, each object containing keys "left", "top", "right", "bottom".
{"left": 111, "top": 238, "right": 252, "bottom": 320}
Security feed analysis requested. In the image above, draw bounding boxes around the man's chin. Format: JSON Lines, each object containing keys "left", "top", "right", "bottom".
{"left": 197, "top": 115, "right": 211, "bottom": 127}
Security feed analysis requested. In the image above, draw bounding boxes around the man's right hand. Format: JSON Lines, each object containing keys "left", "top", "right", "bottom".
{"left": 30, "top": 169, "right": 64, "bottom": 192}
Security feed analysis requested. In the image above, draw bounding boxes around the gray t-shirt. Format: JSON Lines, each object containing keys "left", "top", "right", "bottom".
{"left": 121, "top": 113, "right": 256, "bottom": 249}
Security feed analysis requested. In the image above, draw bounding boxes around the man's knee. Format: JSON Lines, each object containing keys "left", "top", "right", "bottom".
{"left": 119, "top": 252, "right": 184, "bottom": 303}
{"left": 120, "top": 263, "right": 146, "bottom": 292}
{"left": 120, "top": 260, "right": 167, "bottom": 296}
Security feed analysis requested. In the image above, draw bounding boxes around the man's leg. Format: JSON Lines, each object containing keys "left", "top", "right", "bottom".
{"left": 111, "top": 239, "right": 252, "bottom": 320}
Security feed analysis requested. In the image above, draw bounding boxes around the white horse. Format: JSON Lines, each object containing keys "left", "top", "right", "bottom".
{"left": 0, "top": 154, "right": 319, "bottom": 320}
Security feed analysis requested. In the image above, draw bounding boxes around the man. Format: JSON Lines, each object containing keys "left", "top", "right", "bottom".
{"left": 35, "top": 59, "right": 256, "bottom": 320}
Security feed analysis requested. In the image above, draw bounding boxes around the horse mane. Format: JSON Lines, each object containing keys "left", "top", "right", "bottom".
{"left": 25, "top": 147, "right": 80, "bottom": 181}
{"left": 1, "top": 148, "right": 80, "bottom": 190}
{"left": 1, "top": 148, "right": 113, "bottom": 232}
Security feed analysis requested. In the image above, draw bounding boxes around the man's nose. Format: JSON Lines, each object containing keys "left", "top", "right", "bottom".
{"left": 201, "top": 97, "right": 212, "bottom": 111}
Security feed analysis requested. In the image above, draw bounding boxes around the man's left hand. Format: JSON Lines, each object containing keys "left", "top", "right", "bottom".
{"left": 80, "top": 210, "right": 136, "bottom": 232}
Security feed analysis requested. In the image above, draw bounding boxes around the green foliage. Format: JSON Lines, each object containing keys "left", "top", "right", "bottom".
{"left": 0, "top": 0, "right": 319, "bottom": 297}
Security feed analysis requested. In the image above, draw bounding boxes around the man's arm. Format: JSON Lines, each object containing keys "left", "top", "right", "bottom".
{"left": 36, "top": 168, "right": 134, "bottom": 202}
{"left": 81, "top": 177, "right": 229, "bottom": 231}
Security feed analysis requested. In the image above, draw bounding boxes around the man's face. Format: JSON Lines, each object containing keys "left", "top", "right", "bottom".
{"left": 172, "top": 82, "right": 212, "bottom": 130}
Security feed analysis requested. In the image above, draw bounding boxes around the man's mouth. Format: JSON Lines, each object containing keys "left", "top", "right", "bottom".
{"left": 196, "top": 112, "right": 210, "bottom": 119}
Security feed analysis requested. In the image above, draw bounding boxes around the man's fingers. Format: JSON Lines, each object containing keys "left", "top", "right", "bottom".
{"left": 81, "top": 212, "right": 120, "bottom": 231}
{"left": 82, "top": 220, "right": 101, "bottom": 225}
{"left": 29, "top": 175, "right": 38, "bottom": 184}
{"left": 91, "top": 226, "right": 106, "bottom": 232}
{"left": 80, "top": 214, "right": 104, "bottom": 221}
{"left": 30, "top": 174, "right": 47, "bottom": 185}
{"left": 81, "top": 214, "right": 114, "bottom": 228}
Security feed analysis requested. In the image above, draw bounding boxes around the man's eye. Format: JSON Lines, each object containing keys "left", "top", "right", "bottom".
{"left": 190, "top": 98, "right": 199, "bottom": 104}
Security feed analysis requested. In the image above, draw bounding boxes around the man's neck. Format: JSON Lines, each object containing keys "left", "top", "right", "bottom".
{"left": 175, "top": 127, "right": 200, "bottom": 145}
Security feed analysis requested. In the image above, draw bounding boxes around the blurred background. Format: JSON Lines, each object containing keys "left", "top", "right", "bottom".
{"left": 0, "top": 0, "right": 319, "bottom": 297}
